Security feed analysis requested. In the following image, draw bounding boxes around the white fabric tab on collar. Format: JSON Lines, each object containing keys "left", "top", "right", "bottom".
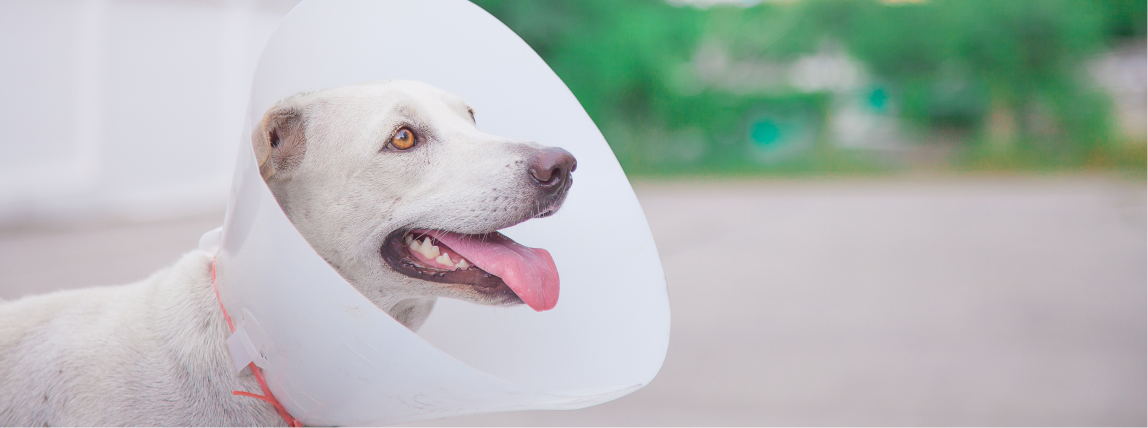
{"left": 226, "top": 327, "right": 267, "bottom": 373}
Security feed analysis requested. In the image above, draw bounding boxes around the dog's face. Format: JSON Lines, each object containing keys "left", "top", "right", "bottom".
{"left": 253, "top": 80, "right": 574, "bottom": 329}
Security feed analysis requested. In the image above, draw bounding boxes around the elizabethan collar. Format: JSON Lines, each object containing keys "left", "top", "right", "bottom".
{"left": 204, "top": 0, "right": 669, "bottom": 425}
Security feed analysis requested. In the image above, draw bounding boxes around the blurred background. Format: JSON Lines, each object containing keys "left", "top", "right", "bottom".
{"left": 0, "top": 0, "right": 1144, "bottom": 425}
{"left": 474, "top": 0, "right": 1146, "bottom": 177}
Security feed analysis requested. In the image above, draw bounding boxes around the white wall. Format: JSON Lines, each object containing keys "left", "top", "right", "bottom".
{"left": 0, "top": 0, "right": 298, "bottom": 226}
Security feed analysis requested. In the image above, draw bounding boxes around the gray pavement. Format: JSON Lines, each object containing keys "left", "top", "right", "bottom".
{"left": 1, "top": 176, "right": 1144, "bottom": 426}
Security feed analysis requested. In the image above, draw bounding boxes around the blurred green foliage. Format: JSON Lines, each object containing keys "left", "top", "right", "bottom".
{"left": 472, "top": 0, "right": 1146, "bottom": 176}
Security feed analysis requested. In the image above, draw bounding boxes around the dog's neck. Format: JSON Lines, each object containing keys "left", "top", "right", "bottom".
{"left": 387, "top": 298, "right": 437, "bottom": 331}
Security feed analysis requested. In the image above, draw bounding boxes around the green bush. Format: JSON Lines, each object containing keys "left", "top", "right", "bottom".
{"left": 473, "top": 0, "right": 1146, "bottom": 175}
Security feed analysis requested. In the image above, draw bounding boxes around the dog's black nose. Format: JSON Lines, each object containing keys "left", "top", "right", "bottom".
{"left": 529, "top": 147, "right": 577, "bottom": 190}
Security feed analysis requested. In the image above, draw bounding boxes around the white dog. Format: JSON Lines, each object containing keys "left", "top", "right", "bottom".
{"left": 0, "top": 80, "right": 576, "bottom": 426}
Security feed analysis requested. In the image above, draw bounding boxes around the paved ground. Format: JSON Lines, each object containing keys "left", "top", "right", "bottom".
{"left": 1, "top": 176, "right": 1144, "bottom": 426}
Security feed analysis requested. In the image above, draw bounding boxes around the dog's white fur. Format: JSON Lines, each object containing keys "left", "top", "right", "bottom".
{"left": 0, "top": 81, "right": 569, "bottom": 425}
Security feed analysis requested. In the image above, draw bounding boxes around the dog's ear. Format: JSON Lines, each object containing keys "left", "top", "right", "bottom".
{"left": 252, "top": 103, "right": 306, "bottom": 180}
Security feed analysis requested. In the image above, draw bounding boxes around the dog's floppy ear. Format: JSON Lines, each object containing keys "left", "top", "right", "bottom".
{"left": 252, "top": 103, "right": 306, "bottom": 180}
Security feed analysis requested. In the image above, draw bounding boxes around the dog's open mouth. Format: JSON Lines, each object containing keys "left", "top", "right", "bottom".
{"left": 380, "top": 229, "right": 559, "bottom": 311}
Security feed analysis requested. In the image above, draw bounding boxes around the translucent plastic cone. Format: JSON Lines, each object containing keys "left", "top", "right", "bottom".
{"left": 210, "top": 0, "right": 669, "bottom": 425}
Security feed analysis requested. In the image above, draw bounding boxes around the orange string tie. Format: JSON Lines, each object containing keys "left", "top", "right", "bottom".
{"left": 212, "top": 259, "right": 303, "bottom": 427}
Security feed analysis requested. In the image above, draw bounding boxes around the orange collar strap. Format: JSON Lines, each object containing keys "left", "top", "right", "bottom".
{"left": 212, "top": 259, "right": 303, "bottom": 427}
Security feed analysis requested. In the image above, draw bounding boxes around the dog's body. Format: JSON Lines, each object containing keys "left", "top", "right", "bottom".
{"left": 0, "top": 80, "right": 575, "bottom": 425}
{"left": 0, "top": 252, "right": 283, "bottom": 426}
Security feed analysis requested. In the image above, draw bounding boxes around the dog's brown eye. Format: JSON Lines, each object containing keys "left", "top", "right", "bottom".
{"left": 392, "top": 127, "right": 416, "bottom": 150}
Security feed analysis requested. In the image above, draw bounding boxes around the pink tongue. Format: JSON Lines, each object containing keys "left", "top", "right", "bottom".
{"left": 423, "top": 230, "right": 559, "bottom": 311}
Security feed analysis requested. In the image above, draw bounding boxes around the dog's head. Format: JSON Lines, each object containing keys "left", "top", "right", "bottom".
{"left": 252, "top": 80, "right": 575, "bottom": 329}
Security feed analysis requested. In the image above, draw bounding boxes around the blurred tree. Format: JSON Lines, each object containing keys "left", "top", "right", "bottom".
{"left": 1100, "top": 0, "right": 1148, "bottom": 40}
{"left": 474, "top": 0, "right": 719, "bottom": 172}
{"left": 712, "top": 0, "right": 1122, "bottom": 156}
{"left": 472, "top": 0, "right": 1144, "bottom": 174}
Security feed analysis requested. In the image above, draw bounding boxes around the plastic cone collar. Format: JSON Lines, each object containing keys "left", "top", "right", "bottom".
{"left": 210, "top": 1, "right": 669, "bottom": 425}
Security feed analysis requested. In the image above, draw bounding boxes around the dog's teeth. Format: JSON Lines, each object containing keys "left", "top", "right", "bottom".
{"left": 435, "top": 252, "right": 454, "bottom": 268}
{"left": 404, "top": 234, "right": 414, "bottom": 245}
{"left": 455, "top": 259, "right": 470, "bottom": 270}
{"left": 415, "top": 237, "right": 440, "bottom": 259}
{"left": 408, "top": 240, "right": 419, "bottom": 253}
